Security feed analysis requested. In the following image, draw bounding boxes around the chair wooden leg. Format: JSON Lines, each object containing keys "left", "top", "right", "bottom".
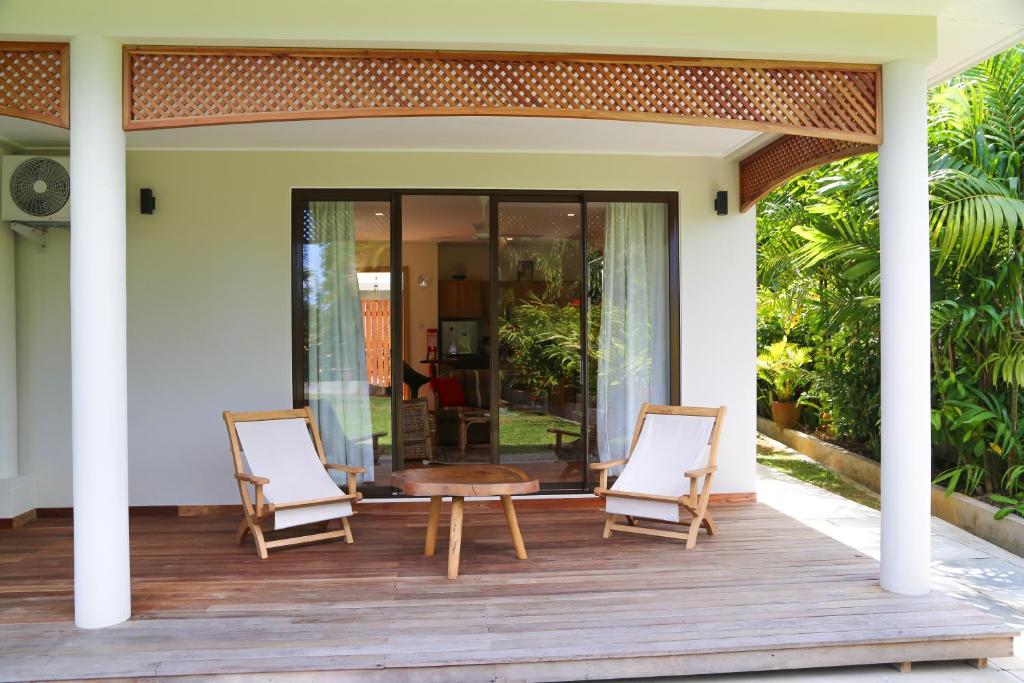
{"left": 501, "top": 495, "right": 527, "bottom": 560}
{"left": 448, "top": 496, "right": 465, "bottom": 580}
{"left": 684, "top": 514, "right": 703, "bottom": 550}
{"left": 458, "top": 419, "right": 468, "bottom": 454}
{"left": 235, "top": 517, "right": 251, "bottom": 545}
{"left": 425, "top": 496, "right": 442, "bottom": 556}
{"left": 700, "top": 512, "right": 717, "bottom": 536}
{"left": 341, "top": 516, "right": 354, "bottom": 544}
{"left": 602, "top": 513, "right": 616, "bottom": 539}
{"left": 251, "top": 523, "right": 269, "bottom": 559}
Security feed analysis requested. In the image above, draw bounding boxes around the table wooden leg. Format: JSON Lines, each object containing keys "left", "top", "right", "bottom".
{"left": 501, "top": 495, "right": 527, "bottom": 560}
{"left": 425, "top": 496, "right": 442, "bottom": 556}
{"left": 447, "top": 496, "right": 464, "bottom": 580}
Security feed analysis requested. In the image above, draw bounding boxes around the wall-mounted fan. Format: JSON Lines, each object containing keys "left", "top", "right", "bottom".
{"left": 2, "top": 156, "right": 71, "bottom": 224}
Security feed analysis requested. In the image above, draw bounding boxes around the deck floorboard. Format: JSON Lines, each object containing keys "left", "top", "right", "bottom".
{"left": 0, "top": 502, "right": 1015, "bottom": 681}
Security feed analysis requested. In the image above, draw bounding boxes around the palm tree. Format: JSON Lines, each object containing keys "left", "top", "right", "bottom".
{"left": 757, "top": 44, "right": 1024, "bottom": 512}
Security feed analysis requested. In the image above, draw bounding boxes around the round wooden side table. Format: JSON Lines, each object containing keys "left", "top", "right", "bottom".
{"left": 391, "top": 464, "right": 540, "bottom": 579}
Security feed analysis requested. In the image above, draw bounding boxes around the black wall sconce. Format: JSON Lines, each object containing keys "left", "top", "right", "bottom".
{"left": 714, "top": 191, "right": 728, "bottom": 216}
{"left": 140, "top": 188, "right": 156, "bottom": 214}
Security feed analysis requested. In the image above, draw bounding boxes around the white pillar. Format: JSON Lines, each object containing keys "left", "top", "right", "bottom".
{"left": 70, "top": 35, "right": 131, "bottom": 628}
{"left": 0, "top": 224, "right": 17, "bottom": 480}
{"left": 878, "top": 60, "right": 931, "bottom": 596}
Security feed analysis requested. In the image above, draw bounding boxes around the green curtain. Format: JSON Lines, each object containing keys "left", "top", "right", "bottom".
{"left": 307, "top": 201, "right": 374, "bottom": 483}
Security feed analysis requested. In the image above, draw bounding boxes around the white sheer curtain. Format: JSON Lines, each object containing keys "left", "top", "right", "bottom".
{"left": 596, "top": 202, "right": 669, "bottom": 469}
{"left": 306, "top": 201, "right": 374, "bottom": 483}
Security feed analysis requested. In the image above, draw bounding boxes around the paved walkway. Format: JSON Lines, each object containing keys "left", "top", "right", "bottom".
{"left": 641, "top": 435, "right": 1024, "bottom": 682}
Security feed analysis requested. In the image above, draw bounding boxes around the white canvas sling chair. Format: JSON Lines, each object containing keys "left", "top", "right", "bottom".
{"left": 591, "top": 403, "right": 726, "bottom": 549}
{"left": 223, "top": 407, "right": 365, "bottom": 559}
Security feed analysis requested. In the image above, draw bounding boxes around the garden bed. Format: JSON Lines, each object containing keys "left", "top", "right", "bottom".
{"left": 758, "top": 416, "right": 1024, "bottom": 557}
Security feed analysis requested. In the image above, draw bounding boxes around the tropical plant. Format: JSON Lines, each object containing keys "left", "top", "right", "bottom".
{"left": 756, "top": 43, "right": 1024, "bottom": 516}
{"left": 756, "top": 340, "right": 813, "bottom": 403}
{"left": 498, "top": 294, "right": 584, "bottom": 401}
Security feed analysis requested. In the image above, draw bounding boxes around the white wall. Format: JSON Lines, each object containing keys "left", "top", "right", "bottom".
{"left": 403, "top": 241, "right": 439, "bottom": 374}
{"left": 15, "top": 216, "right": 71, "bottom": 507}
{"left": 0, "top": 141, "right": 19, "bottom": 481}
{"left": 14, "top": 150, "right": 755, "bottom": 506}
{"left": 1, "top": 140, "right": 43, "bottom": 517}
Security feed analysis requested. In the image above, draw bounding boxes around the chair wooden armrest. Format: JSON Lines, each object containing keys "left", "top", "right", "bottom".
{"left": 324, "top": 463, "right": 365, "bottom": 496}
{"left": 590, "top": 459, "right": 627, "bottom": 471}
{"left": 685, "top": 466, "right": 716, "bottom": 505}
{"left": 234, "top": 472, "right": 269, "bottom": 485}
{"left": 684, "top": 466, "right": 716, "bottom": 478}
{"left": 325, "top": 464, "right": 367, "bottom": 474}
{"left": 548, "top": 427, "right": 581, "bottom": 452}
{"left": 590, "top": 459, "right": 627, "bottom": 490}
{"left": 234, "top": 472, "right": 270, "bottom": 516}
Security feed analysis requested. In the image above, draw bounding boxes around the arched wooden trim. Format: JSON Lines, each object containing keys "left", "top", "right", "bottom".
{"left": 0, "top": 42, "right": 69, "bottom": 129}
{"left": 738, "top": 135, "right": 877, "bottom": 212}
{"left": 123, "top": 46, "right": 881, "bottom": 143}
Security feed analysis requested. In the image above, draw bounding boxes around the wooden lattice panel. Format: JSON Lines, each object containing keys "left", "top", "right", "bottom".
{"left": 123, "top": 47, "right": 880, "bottom": 142}
{"left": 739, "top": 134, "right": 877, "bottom": 212}
{"left": 0, "top": 42, "right": 69, "bottom": 128}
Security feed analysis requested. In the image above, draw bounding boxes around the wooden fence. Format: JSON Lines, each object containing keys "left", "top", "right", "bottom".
{"left": 362, "top": 299, "right": 391, "bottom": 388}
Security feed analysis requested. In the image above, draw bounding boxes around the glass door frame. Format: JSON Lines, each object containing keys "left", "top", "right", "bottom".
{"left": 292, "top": 188, "right": 679, "bottom": 496}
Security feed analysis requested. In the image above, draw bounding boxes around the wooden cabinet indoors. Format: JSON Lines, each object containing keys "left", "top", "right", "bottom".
{"left": 439, "top": 279, "right": 485, "bottom": 318}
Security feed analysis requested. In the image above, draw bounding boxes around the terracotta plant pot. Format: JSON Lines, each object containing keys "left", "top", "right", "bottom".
{"left": 771, "top": 401, "right": 801, "bottom": 430}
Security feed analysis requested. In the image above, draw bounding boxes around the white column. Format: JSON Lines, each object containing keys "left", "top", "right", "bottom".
{"left": 70, "top": 35, "right": 131, "bottom": 628}
{"left": 0, "top": 224, "right": 17, "bottom": 480}
{"left": 878, "top": 60, "right": 931, "bottom": 596}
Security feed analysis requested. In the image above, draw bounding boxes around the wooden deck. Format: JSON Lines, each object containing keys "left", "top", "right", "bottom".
{"left": 0, "top": 501, "right": 1014, "bottom": 682}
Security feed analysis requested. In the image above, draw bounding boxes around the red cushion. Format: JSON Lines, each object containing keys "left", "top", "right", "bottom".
{"left": 430, "top": 377, "right": 465, "bottom": 408}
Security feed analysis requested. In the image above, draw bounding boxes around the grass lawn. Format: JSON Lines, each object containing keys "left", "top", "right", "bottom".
{"left": 757, "top": 438, "right": 879, "bottom": 510}
{"left": 369, "top": 395, "right": 577, "bottom": 451}
{"left": 499, "top": 410, "right": 579, "bottom": 453}
{"left": 369, "top": 396, "right": 392, "bottom": 446}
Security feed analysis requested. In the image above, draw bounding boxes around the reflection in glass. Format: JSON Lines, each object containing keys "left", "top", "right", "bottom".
{"left": 498, "top": 203, "right": 584, "bottom": 485}
{"left": 301, "top": 201, "right": 391, "bottom": 485}
{"left": 402, "top": 195, "right": 493, "bottom": 465}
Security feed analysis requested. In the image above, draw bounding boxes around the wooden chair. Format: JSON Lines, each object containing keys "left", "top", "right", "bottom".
{"left": 402, "top": 398, "right": 435, "bottom": 463}
{"left": 430, "top": 369, "right": 492, "bottom": 454}
{"left": 591, "top": 403, "right": 726, "bottom": 550}
{"left": 223, "top": 407, "right": 365, "bottom": 559}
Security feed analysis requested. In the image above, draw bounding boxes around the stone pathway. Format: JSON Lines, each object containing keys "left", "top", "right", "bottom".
{"left": 628, "top": 435, "right": 1024, "bottom": 682}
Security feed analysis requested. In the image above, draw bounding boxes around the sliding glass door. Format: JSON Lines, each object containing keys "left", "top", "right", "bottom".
{"left": 496, "top": 200, "right": 585, "bottom": 488}
{"left": 293, "top": 190, "right": 677, "bottom": 495}
{"left": 294, "top": 196, "right": 393, "bottom": 493}
{"left": 587, "top": 202, "right": 671, "bottom": 475}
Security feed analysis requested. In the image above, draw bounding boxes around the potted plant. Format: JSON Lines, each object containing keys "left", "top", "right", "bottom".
{"left": 756, "top": 340, "right": 812, "bottom": 429}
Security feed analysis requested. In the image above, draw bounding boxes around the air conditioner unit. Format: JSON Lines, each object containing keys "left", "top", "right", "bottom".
{"left": 2, "top": 155, "right": 71, "bottom": 225}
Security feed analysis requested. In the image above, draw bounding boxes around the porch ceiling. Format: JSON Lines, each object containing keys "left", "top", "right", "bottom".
{"left": 0, "top": 114, "right": 760, "bottom": 157}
